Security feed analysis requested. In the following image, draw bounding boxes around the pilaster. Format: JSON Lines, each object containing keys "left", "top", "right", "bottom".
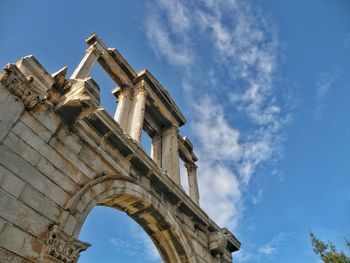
{"left": 113, "top": 86, "right": 133, "bottom": 131}
{"left": 185, "top": 162, "right": 200, "bottom": 205}
{"left": 161, "top": 126, "right": 181, "bottom": 185}
{"left": 150, "top": 134, "right": 162, "bottom": 167}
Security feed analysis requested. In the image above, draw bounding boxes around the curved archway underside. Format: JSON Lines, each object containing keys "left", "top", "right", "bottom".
{"left": 60, "top": 176, "right": 194, "bottom": 263}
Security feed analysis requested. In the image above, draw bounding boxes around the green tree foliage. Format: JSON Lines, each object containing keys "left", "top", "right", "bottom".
{"left": 310, "top": 231, "right": 350, "bottom": 263}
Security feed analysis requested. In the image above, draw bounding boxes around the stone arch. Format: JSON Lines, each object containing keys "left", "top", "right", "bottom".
{"left": 56, "top": 175, "right": 197, "bottom": 263}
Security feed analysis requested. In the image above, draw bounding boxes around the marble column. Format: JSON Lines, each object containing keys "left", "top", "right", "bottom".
{"left": 129, "top": 84, "right": 147, "bottom": 142}
{"left": 185, "top": 162, "right": 200, "bottom": 205}
{"left": 114, "top": 87, "right": 132, "bottom": 131}
{"left": 150, "top": 134, "right": 162, "bottom": 167}
{"left": 71, "top": 48, "right": 98, "bottom": 79}
{"left": 161, "top": 126, "right": 181, "bottom": 185}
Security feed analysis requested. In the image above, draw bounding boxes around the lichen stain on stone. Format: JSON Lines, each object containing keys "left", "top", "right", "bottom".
{"left": 30, "top": 239, "right": 43, "bottom": 256}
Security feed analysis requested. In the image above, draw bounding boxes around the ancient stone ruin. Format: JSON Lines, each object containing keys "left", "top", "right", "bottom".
{"left": 0, "top": 33, "right": 240, "bottom": 262}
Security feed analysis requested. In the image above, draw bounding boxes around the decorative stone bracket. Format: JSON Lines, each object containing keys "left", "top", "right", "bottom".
{"left": 0, "top": 63, "right": 46, "bottom": 109}
{"left": 55, "top": 77, "right": 100, "bottom": 125}
{"left": 209, "top": 228, "right": 241, "bottom": 263}
{"left": 44, "top": 225, "right": 90, "bottom": 263}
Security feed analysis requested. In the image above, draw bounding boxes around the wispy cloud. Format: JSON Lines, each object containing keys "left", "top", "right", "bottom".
{"left": 145, "top": 0, "right": 192, "bottom": 67}
{"left": 109, "top": 223, "right": 161, "bottom": 262}
{"left": 316, "top": 69, "right": 342, "bottom": 99}
{"left": 314, "top": 68, "right": 342, "bottom": 119}
{"left": 235, "top": 232, "right": 288, "bottom": 262}
{"left": 258, "top": 233, "right": 286, "bottom": 255}
{"left": 156, "top": 0, "right": 191, "bottom": 33}
{"left": 252, "top": 189, "right": 263, "bottom": 205}
{"left": 144, "top": 0, "right": 287, "bottom": 231}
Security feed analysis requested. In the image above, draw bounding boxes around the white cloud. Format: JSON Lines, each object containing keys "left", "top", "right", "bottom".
{"left": 145, "top": 15, "right": 192, "bottom": 67}
{"left": 156, "top": 0, "right": 191, "bottom": 33}
{"left": 144, "top": 0, "right": 286, "bottom": 232}
{"left": 192, "top": 97, "right": 241, "bottom": 162}
{"left": 198, "top": 162, "right": 241, "bottom": 229}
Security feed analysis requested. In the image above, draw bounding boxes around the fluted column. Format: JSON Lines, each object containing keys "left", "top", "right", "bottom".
{"left": 71, "top": 48, "right": 98, "bottom": 79}
{"left": 129, "top": 84, "right": 148, "bottom": 142}
{"left": 185, "top": 162, "right": 200, "bottom": 205}
{"left": 114, "top": 87, "right": 132, "bottom": 131}
{"left": 162, "top": 126, "right": 181, "bottom": 185}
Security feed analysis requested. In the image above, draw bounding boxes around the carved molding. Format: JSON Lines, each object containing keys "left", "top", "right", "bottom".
{"left": 209, "top": 228, "right": 234, "bottom": 263}
{"left": 0, "top": 64, "right": 46, "bottom": 109}
{"left": 90, "top": 40, "right": 107, "bottom": 58}
{"left": 135, "top": 82, "right": 148, "bottom": 96}
{"left": 55, "top": 78, "right": 100, "bottom": 125}
{"left": 184, "top": 162, "right": 198, "bottom": 171}
{"left": 44, "top": 225, "right": 90, "bottom": 263}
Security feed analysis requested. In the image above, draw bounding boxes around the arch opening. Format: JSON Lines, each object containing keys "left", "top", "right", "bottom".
{"left": 60, "top": 177, "right": 195, "bottom": 263}
{"left": 78, "top": 206, "right": 161, "bottom": 263}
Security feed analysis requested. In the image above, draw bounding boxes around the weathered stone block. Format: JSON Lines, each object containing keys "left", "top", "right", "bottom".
{"left": 0, "top": 189, "right": 51, "bottom": 237}
{"left": 0, "top": 166, "right": 25, "bottom": 198}
{"left": 3, "top": 132, "right": 41, "bottom": 166}
{"left": 0, "top": 247, "right": 27, "bottom": 263}
{"left": 0, "top": 145, "right": 69, "bottom": 206}
{"left": 0, "top": 84, "right": 25, "bottom": 143}
{"left": 0, "top": 223, "right": 43, "bottom": 260}
{"left": 18, "top": 184, "right": 61, "bottom": 222}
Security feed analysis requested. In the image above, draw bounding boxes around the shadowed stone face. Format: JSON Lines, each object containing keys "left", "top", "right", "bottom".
{"left": 0, "top": 33, "right": 240, "bottom": 263}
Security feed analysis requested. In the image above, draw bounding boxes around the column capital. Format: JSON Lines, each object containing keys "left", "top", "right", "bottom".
{"left": 162, "top": 125, "right": 179, "bottom": 136}
{"left": 0, "top": 63, "right": 46, "bottom": 109}
{"left": 185, "top": 162, "right": 198, "bottom": 171}
{"left": 112, "top": 86, "right": 133, "bottom": 102}
{"left": 88, "top": 37, "right": 108, "bottom": 58}
{"left": 135, "top": 82, "right": 148, "bottom": 96}
{"left": 44, "top": 225, "right": 90, "bottom": 263}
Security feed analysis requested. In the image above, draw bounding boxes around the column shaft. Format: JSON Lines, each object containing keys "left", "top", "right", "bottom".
{"left": 129, "top": 86, "right": 147, "bottom": 142}
{"left": 71, "top": 50, "right": 97, "bottom": 79}
{"left": 162, "top": 126, "right": 181, "bottom": 185}
{"left": 114, "top": 90, "right": 132, "bottom": 131}
{"left": 150, "top": 135, "right": 162, "bottom": 166}
{"left": 185, "top": 162, "right": 200, "bottom": 205}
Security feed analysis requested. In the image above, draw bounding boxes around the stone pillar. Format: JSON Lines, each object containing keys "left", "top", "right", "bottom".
{"left": 150, "top": 134, "right": 162, "bottom": 167}
{"left": 114, "top": 87, "right": 132, "bottom": 131}
{"left": 129, "top": 84, "right": 147, "bottom": 142}
{"left": 71, "top": 49, "right": 97, "bottom": 79}
{"left": 161, "top": 126, "right": 181, "bottom": 185}
{"left": 185, "top": 162, "right": 200, "bottom": 205}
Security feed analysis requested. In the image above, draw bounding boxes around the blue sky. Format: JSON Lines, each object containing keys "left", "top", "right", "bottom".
{"left": 1, "top": 0, "right": 350, "bottom": 262}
